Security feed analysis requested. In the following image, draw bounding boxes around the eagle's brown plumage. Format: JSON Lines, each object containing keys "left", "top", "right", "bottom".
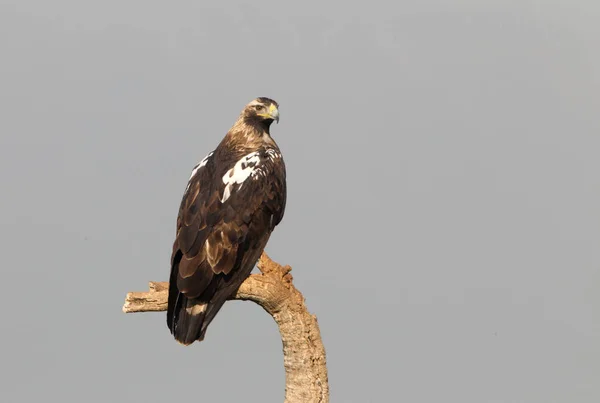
{"left": 167, "top": 97, "right": 286, "bottom": 345}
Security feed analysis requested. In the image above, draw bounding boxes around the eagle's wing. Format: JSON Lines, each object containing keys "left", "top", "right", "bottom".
{"left": 167, "top": 149, "right": 286, "bottom": 343}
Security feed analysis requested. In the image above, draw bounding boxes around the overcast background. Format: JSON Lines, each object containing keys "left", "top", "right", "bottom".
{"left": 1, "top": 1, "right": 599, "bottom": 402}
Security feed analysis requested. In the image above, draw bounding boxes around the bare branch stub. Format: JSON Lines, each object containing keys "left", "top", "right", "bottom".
{"left": 123, "top": 252, "right": 329, "bottom": 403}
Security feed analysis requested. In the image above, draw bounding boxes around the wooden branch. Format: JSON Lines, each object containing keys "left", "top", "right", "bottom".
{"left": 123, "top": 252, "right": 329, "bottom": 403}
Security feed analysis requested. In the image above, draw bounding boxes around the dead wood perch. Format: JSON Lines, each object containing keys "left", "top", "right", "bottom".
{"left": 123, "top": 252, "right": 329, "bottom": 403}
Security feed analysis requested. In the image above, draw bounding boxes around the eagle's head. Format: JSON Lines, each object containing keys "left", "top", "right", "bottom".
{"left": 242, "top": 97, "right": 280, "bottom": 127}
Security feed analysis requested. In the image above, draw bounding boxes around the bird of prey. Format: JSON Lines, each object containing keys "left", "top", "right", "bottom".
{"left": 166, "top": 97, "right": 287, "bottom": 345}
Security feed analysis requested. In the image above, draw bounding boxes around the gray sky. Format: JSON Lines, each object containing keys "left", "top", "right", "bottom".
{"left": 1, "top": 1, "right": 599, "bottom": 402}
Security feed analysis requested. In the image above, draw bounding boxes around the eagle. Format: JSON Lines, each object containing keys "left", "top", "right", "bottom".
{"left": 166, "top": 97, "right": 287, "bottom": 345}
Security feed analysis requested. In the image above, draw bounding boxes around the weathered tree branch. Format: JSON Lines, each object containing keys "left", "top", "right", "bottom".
{"left": 123, "top": 252, "right": 329, "bottom": 403}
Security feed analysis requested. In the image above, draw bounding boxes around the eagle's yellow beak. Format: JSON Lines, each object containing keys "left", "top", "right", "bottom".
{"left": 258, "top": 104, "right": 279, "bottom": 123}
{"left": 267, "top": 103, "right": 279, "bottom": 123}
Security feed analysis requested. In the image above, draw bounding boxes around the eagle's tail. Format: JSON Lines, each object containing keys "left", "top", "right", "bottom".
{"left": 173, "top": 295, "right": 207, "bottom": 345}
{"left": 167, "top": 252, "right": 207, "bottom": 345}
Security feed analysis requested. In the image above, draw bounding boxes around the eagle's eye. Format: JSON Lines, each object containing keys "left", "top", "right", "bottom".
{"left": 253, "top": 104, "right": 263, "bottom": 111}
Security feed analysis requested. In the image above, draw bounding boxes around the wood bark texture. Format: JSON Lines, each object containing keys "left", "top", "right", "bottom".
{"left": 123, "top": 252, "right": 329, "bottom": 403}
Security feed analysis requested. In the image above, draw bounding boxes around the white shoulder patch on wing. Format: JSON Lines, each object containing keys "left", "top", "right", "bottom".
{"left": 249, "top": 148, "right": 281, "bottom": 181}
{"left": 189, "top": 152, "right": 213, "bottom": 180}
{"left": 185, "top": 151, "right": 213, "bottom": 192}
{"left": 265, "top": 149, "right": 281, "bottom": 162}
{"left": 221, "top": 152, "right": 260, "bottom": 202}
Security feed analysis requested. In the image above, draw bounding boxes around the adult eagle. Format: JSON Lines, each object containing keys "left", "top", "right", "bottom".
{"left": 166, "top": 97, "right": 286, "bottom": 345}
